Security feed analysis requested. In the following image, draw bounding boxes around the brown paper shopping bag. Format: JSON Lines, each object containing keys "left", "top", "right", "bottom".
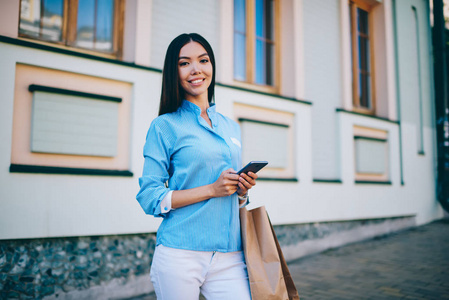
{"left": 240, "top": 206, "right": 300, "bottom": 300}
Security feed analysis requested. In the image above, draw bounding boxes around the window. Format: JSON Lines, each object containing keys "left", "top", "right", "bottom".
{"left": 234, "top": 103, "right": 296, "bottom": 180}
{"left": 10, "top": 64, "right": 133, "bottom": 176}
{"left": 349, "top": 0, "right": 374, "bottom": 113}
{"left": 29, "top": 85, "right": 120, "bottom": 158}
{"left": 240, "top": 119, "right": 289, "bottom": 169}
{"left": 234, "top": 0, "right": 279, "bottom": 89}
{"left": 18, "top": 0, "right": 124, "bottom": 57}
{"left": 353, "top": 126, "right": 389, "bottom": 183}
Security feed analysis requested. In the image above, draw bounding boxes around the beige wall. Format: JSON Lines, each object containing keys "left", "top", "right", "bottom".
{"left": 0, "top": 0, "right": 20, "bottom": 38}
{"left": 0, "top": 0, "right": 442, "bottom": 241}
{"left": 11, "top": 64, "right": 132, "bottom": 170}
{"left": 122, "top": 0, "right": 152, "bottom": 66}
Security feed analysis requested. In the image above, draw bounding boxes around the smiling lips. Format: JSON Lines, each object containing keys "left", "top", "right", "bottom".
{"left": 189, "top": 78, "right": 205, "bottom": 85}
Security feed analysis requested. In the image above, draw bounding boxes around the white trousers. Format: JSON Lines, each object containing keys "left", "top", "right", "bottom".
{"left": 150, "top": 245, "right": 251, "bottom": 300}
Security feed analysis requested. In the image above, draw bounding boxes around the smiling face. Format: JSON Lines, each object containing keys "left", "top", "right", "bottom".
{"left": 178, "top": 41, "right": 213, "bottom": 103}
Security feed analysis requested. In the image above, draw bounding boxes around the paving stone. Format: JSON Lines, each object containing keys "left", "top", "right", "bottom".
{"left": 128, "top": 219, "right": 449, "bottom": 300}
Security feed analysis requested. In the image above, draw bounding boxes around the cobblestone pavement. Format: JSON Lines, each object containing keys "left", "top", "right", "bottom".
{"left": 289, "top": 219, "right": 449, "bottom": 300}
{"left": 128, "top": 219, "right": 449, "bottom": 300}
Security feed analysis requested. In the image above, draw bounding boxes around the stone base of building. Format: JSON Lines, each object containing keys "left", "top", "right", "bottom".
{"left": 276, "top": 216, "right": 416, "bottom": 262}
{"left": 0, "top": 234, "right": 157, "bottom": 299}
{"left": 0, "top": 215, "right": 416, "bottom": 299}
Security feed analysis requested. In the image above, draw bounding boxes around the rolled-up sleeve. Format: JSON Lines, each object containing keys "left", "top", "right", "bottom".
{"left": 136, "top": 120, "right": 172, "bottom": 218}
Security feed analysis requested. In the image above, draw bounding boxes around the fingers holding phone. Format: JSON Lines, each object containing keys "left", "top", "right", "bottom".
{"left": 240, "top": 172, "right": 257, "bottom": 186}
{"left": 213, "top": 162, "right": 267, "bottom": 197}
{"left": 212, "top": 168, "right": 240, "bottom": 197}
{"left": 236, "top": 161, "right": 267, "bottom": 196}
{"left": 237, "top": 171, "right": 258, "bottom": 195}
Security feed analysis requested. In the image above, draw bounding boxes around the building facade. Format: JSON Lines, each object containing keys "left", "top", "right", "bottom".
{"left": 0, "top": 0, "right": 443, "bottom": 298}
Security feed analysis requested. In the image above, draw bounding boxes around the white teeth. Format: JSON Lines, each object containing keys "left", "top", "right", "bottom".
{"left": 191, "top": 79, "right": 203, "bottom": 84}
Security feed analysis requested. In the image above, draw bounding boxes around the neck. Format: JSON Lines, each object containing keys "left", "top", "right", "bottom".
{"left": 186, "top": 94, "right": 209, "bottom": 113}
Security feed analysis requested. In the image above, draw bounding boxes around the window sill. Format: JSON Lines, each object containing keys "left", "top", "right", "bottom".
{"left": 313, "top": 179, "right": 343, "bottom": 184}
{"left": 232, "top": 80, "right": 278, "bottom": 94}
{"left": 336, "top": 108, "right": 399, "bottom": 124}
{"left": 352, "top": 106, "right": 376, "bottom": 115}
{"left": 0, "top": 35, "right": 161, "bottom": 73}
{"left": 355, "top": 180, "right": 392, "bottom": 185}
{"left": 18, "top": 36, "right": 119, "bottom": 59}
{"left": 9, "top": 164, "right": 133, "bottom": 177}
{"left": 29, "top": 84, "right": 122, "bottom": 102}
{"left": 257, "top": 177, "right": 299, "bottom": 182}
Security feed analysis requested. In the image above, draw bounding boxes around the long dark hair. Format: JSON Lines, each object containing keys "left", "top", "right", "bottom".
{"left": 158, "top": 33, "right": 216, "bottom": 116}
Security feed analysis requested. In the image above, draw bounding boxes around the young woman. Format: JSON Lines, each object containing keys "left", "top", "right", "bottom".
{"left": 136, "top": 33, "right": 258, "bottom": 300}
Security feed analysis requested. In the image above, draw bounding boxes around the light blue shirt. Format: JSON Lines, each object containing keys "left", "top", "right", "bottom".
{"left": 136, "top": 100, "right": 243, "bottom": 252}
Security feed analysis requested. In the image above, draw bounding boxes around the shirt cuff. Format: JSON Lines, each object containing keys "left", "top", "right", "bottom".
{"left": 238, "top": 194, "right": 249, "bottom": 208}
{"left": 160, "top": 190, "right": 174, "bottom": 213}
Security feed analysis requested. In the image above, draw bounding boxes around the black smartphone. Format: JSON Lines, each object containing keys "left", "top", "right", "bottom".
{"left": 236, "top": 161, "right": 268, "bottom": 175}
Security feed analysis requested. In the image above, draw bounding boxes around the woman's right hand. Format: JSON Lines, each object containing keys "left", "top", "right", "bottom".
{"left": 211, "top": 169, "right": 240, "bottom": 198}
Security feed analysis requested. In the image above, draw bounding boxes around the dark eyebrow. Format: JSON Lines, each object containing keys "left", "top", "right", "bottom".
{"left": 178, "top": 53, "right": 209, "bottom": 60}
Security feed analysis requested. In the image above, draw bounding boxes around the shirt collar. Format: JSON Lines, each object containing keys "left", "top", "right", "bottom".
{"left": 181, "top": 100, "right": 218, "bottom": 128}
{"left": 181, "top": 100, "right": 216, "bottom": 116}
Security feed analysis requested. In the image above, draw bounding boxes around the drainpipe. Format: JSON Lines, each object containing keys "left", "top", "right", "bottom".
{"left": 392, "top": 0, "right": 405, "bottom": 185}
{"left": 432, "top": 0, "right": 449, "bottom": 212}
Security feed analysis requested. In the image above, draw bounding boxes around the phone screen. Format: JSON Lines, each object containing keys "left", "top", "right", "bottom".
{"left": 237, "top": 161, "right": 268, "bottom": 175}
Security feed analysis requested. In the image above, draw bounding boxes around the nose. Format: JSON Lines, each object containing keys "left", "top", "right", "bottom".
{"left": 190, "top": 61, "right": 201, "bottom": 74}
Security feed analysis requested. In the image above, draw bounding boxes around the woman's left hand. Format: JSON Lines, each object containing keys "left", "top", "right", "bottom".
{"left": 237, "top": 172, "right": 258, "bottom": 196}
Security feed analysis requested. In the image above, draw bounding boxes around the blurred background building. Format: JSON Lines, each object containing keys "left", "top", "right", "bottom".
{"left": 0, "top": 0, "right": 447, "bottom": 298}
